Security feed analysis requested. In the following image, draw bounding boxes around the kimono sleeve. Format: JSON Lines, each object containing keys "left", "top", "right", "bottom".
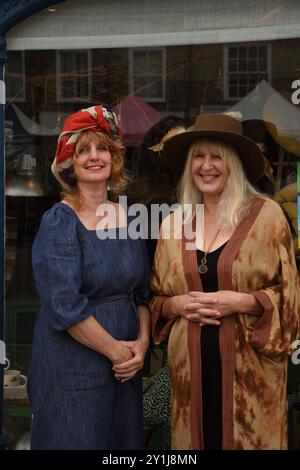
{"left": 246, "top": 214, "right": 300, "bottom": 357}
{"left": 32, "top": 206, "right": 89, "bottom": 331}
{"left": 149, "top": 227, "right": 177, "bottom": 345}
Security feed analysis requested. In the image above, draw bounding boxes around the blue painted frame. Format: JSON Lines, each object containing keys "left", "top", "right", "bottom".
{"left": 0, "top": 0, "right": 66, "bottom": 448}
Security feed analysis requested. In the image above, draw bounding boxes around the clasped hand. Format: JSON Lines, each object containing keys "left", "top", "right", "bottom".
{"left": 184, "top": 290, "right": 240, "bottom": 326}
{"left": 112, "top": 339, "right": 148, "bottom": 383}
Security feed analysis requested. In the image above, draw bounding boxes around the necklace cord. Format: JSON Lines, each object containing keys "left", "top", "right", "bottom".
{"left": 198, "top": 228, "right": 221, "bottom": 274}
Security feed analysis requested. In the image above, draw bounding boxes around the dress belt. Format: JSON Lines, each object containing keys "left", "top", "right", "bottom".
{"left": 88, "top": 292, "right": 136, "bottom": 306}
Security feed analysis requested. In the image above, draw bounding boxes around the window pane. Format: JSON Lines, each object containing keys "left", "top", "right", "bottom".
{"left": 6, "top": 52, "right": 24, "bottom": 101}
{"left": 248, "top": 59, "right": 257, "bottom": 72}
{"left": 148, "top": 51, "right": 162, "bottom": 74}
{"left": 77, "top": 53, "right": 88, "bottom": 97}
{"left": 7, "top": 52, "right": 22, "bottom": 74}
{"left": 61, "top": 78, "right": 74, "bottom": 98}
{"left": 228, "top": 60, "right": 237, "bottom": 72}
{"left": 259, "top": 59, "right": 267, "bottom": 71}
{"left": 147, "top": 80, "right": 163, "bottom": 98}
{"left": 61, "top": 51, "right": 73, "bottom": 74}
{"left": 249, "top": 46, "right": 257, "bottom": 59}
{"left": 229, "top": 85, "right": 237, "bottom": 98}
{"left": 239, "top": 86, "right": 247, "bottom": 97}
{"left": 134, "top": 76, "right": 150, "bottom": 96}
{"left": 133, "top": 51, "right": 146, "bottom": 74}
{"left": 132, "top": 48, "right": 164, "bottom": 99}
{"left": 59, "top": 51, "right": 90, "bottom": 99}
{"left": 239, "top": 59, "right": 247, "bottom": 72}
{"left": 135, "top": 75, "right": 163, "bottom": 98}
{"left": 76, "top": 52, "right": 87, "bottom": 72}
{"left": 238, "top": 47, "right": 247, "bottom": 59}
{"left": 60, "top": 52, "right": 74, "bottom": 98}
{"left": 229, "top": 47, "right": 237, "bottom": 59}
{"left": 249, "top": 77, "right": 257, "bottom": 89}
{"left": 228, "top": 75, "right": 238, "bottom": 86}
{"left": 259, "top": 46, "right": 267, "bottom": 58}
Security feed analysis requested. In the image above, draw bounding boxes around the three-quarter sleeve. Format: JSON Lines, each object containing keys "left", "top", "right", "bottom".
{"left": 32, "top": 206, "right": 90, "bottom": 331}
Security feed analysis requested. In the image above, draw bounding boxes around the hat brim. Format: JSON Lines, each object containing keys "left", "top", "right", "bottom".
{"left": 162, "top": 130, "right": 265, "bottom": 183}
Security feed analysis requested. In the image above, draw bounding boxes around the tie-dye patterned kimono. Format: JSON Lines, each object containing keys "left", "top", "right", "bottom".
{"left": 150, "top": 197, "right": 300, "bottom": 450}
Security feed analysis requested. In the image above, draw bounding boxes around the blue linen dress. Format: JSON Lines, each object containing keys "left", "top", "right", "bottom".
{"left": 28, "top": 202, "right": 150, "bottom": 450}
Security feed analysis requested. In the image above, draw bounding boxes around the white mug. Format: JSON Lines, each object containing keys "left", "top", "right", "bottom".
{"left": 4, "top": 369, "right": 27, "bottom": 387}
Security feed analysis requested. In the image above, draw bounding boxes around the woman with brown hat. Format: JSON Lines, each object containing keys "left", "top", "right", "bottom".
{"left": 28, "top": 105, "right": 150, "bottom": 449}
{"left": 150, "top": 113, "right": 299, "bottom": 450}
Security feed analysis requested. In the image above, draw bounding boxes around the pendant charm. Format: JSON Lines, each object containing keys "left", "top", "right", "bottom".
{"left": 198, "top": 263, "right": 208, "bottom": 274}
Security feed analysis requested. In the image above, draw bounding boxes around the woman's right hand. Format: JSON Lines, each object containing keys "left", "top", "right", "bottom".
{"left": 162, "top": 294, "right": 193, "bottom": 319}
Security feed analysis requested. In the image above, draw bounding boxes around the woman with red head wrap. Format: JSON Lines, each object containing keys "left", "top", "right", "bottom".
{"left": 28, "top": 105, "right": 150, "bottom": 450}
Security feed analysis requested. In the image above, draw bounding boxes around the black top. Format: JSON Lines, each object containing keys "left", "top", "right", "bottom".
{"left": 196, "top": 242, "right": 227, "bottom": 450}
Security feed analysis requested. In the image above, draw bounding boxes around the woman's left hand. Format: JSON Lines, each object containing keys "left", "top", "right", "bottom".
{"left": 185, "top": 290, "right": 244, "bottom": 326}
{"left": 112, "top": 338, "right": 149, "bottom": 383}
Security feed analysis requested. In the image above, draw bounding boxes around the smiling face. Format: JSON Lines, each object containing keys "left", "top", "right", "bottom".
{"left": 190, "top": 139, "right": 229, "bottom": 200}
{"left": 73, "top": 133, "right": 112, "bottom": 185}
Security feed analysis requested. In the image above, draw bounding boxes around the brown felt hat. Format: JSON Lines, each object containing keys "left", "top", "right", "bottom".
{"left": 162, "top": 113, "right": 265, "bottom": 183}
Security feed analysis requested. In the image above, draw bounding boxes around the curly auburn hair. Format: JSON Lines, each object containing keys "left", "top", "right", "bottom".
{"left": 61, "top": 130, "right": 130, "bottom": 210}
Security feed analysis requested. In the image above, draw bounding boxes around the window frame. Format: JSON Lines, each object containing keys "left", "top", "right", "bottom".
{"left": 128, "top": 46, "right": 166, "bottom": 103}
{"left": 56, "top": 49, "right": 92, "bottom": 103}
{"left": 223, "top": 43, "right": 272, "bottom": 101}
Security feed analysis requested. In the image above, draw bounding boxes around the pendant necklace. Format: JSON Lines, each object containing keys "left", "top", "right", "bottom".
{"left": 198, "top": 228, "right": 221, "bottom": 274}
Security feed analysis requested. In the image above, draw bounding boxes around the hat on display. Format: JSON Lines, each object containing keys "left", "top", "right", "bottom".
{"left": 149, "top": 126, "right": 187, "bottom": 153}
{"left": 242, "top": 119, "right": 277, "bottom": 185}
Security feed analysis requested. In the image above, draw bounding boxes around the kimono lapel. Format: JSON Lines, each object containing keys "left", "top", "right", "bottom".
{"left": 182, "top": 216, "right": 204, "bottom": 449}
{"left": 182, "top": 197, "right": 265, "bottom": 449}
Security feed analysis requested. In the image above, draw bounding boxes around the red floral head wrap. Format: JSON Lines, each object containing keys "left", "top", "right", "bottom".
{"left": 51, "top": 105, "right": 121, "bottom": 189}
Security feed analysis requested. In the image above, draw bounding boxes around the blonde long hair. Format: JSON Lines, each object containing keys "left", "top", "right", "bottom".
{"left": 177, "top": 137, "right": 265, "bottom": 230}
{"left": 62, "top": 130, "right": 130, "bottom": 210}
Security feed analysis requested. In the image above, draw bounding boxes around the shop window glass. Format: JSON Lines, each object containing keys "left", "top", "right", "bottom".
{"left": 2, "top": 0, "right": 300, "bottom": 450}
